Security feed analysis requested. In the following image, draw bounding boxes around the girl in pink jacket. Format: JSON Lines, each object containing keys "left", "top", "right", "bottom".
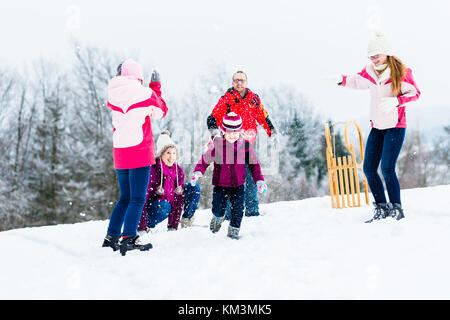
{"left": 102, "top": 59, "right": 168, "bottom": 255}
{"left": 334, "top": 33, "right": 420, "bottom": 222}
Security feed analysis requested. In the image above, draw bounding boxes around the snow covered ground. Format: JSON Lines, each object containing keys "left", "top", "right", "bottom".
{"left": 1, "top": 185, "right": 450, "bottom": 300}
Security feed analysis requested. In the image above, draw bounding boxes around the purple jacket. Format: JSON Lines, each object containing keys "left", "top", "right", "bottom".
{"left": 194, "top": 136, "right": 264, "bottom": 188}
{"left": 138, "top": 159, "right": 185, "bottom": 230}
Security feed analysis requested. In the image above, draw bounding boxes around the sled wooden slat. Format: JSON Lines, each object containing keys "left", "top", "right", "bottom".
{"left": 342, "top": 157, "right": 351, "bottom": 207}
{"left": 324, "top": 121, "right": 369, "bottom": 210}
{"left": 337, "top": 157, "right": 346, "bottom": 208}
{"left": 332, "top": 157, "right": 341, "bottom": 209}
{"left": 348, "top": 155, "right": 356, "bottom": 207}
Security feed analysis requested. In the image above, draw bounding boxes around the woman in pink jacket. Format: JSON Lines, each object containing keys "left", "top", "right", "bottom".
{"left": 102, "top": 59, "right": 168, "bottom": 255}
{"left": 334, "top": 33, "right": 420, "bottom": 222}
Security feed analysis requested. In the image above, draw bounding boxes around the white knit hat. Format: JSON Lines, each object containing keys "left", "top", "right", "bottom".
{"left": 156, "top": 130, "right": 177, "bottom": 158}
{"left": 367, "top": 32, "right": 393, "bottom": 57}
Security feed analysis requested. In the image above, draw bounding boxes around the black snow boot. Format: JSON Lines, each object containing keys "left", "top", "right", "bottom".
{"left": 365, "top": 202, "right": 390, "bottom": 223}
{"left": 389, "top": 203, "right": 405, "bottom": 221}
{"left": 119, "top": 235, "right": 153, "bottom": 256}
{"left": 102, "top": 235, "right": 120, "bottom": 251}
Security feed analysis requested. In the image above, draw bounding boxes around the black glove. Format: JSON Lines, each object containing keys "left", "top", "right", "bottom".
{"left": 151, "top": 70, "right": 161, "bottom": 82}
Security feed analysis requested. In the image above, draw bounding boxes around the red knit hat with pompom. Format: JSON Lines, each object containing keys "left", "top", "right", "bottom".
{"left": 221, "top": 112, "right": 242, "bottom": 132}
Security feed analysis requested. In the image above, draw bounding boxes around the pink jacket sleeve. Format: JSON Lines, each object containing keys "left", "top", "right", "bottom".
{"left": 194, "top": 140, "right": 216, "bottom": 175}
{"left": 397, "top": 69, "right": 421, "bottom": 106}
{"left": 246, "top": 145, "right": 264, "bottom": 183}
{"left": 149, "top": 81, "right": 168, "bottom": 119}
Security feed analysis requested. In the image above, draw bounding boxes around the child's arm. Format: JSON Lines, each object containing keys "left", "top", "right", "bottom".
{"left": 246, "top": 147, "right": 267, "bottom": 193}
{"left": 245, "top": 143, "right": 264, "bottom": 183}
{"left": 193, "top": 140, "right": 216, "bottom": 176}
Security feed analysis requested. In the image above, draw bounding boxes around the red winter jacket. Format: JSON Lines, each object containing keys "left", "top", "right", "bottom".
{"left": 207, "top": 88, "right": 275, "bottom": 144}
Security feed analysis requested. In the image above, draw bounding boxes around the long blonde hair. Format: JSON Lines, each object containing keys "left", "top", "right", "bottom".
{"left": 386, "top": 56, "right": 407, "bottom": 96}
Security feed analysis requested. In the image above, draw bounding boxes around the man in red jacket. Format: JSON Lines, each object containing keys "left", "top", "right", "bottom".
{"left": 206, "top": 71, "right": 276, "bottom": 217}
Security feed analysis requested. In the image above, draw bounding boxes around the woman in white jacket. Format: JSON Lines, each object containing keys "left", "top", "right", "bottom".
{"left": 334, "top": 32, "right": 420, "bottom": 222}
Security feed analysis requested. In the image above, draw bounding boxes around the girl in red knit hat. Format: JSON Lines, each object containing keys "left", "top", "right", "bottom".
{"left": 190, "top": 113, "right": 267, "bottom": 239}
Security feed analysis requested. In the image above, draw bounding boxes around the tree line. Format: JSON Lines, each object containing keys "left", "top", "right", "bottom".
{"left": 0, "top": 42, "right": 448, "bottom": 231}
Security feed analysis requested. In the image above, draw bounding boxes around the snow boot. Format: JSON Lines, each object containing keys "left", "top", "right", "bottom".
{"left": 102, "top": 235, "right": 120, "bottom": 251}
{"left": 181, "top": 216, "right": 195, "bottom": 228}
{"left": 227, "top": 226, "right": 240, "bottom": 240}
{"left": 365, "top": 202, "right": 390, "bottom": 223}
{"left": 119, "top": 235, "right": 153, "bottom": 256}
{"left": 389, "top": 203, "right": 405, "bottom": 221}
{"left": 137, "top": 229, "right": 147, "bottom": 237}
{"left": 210, "top": 215, "right": 225, "bottom": 233}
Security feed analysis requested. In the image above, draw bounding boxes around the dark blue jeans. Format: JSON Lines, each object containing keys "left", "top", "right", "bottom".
{"left": 107, "top": 166, "right": 150, "bottom": 238}
{"left": 183, "top": 182, "right": 201, "bottom": 219}
{"left": 363, "top": 128, "right": 406, "bottom": 205}
{"left": 146, "top": 200, "right": 172, "bottom": 228}
{"left": 145, "top": 183, "right": 201, "bottom": 228}
{"left": 146, "top": 183, "right": 200, "bottom": 228}
{"left": 212, "top": 185, "right": 245, "bottom": 229}
{"left": 224, "top": 164, "right": 259, "bottom": 220}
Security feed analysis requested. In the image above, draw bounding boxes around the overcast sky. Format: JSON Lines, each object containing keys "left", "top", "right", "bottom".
{"left": 1, "top": 0, "right": 449, "bottom": 124}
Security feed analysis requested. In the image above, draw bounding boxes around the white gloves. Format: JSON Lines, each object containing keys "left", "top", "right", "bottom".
{"left": 378, "top": 97, "right": 399, "bottom": 114}
{"left": 256, "top": 180, "right": 267, "bottom": 194}
{"left": 325, "top": 75, "right": 343, "bottom": 85}
{"left": 190, "top": 171, "right": 202, "bottom": 186}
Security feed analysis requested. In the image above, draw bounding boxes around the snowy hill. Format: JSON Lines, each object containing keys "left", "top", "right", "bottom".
{"left": 1, "top": 185, "right": 450, "bottom": 300}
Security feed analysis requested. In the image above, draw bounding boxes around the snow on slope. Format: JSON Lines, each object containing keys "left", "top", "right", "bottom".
{"left": 1, "top": 185, "right": 450, "bottom": 300}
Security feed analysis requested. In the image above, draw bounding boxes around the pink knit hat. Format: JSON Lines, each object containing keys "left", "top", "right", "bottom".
{"left": 221, "top": 112, "right": 243, "bottom": 132}
{"left": 119, "top": 59, "right": 143, "bottom": 81}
